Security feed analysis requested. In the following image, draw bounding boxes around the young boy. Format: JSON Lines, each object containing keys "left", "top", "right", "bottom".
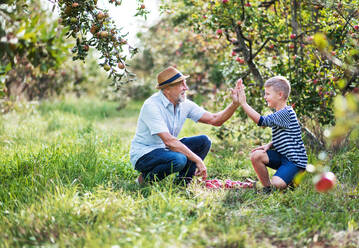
{"left": 237, "top": 76, "right": 307, "bottom": 192}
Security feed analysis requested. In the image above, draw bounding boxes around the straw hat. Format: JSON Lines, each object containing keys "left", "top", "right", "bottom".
{"left": 156, "top": 66, "right": 190, "bottom": 89}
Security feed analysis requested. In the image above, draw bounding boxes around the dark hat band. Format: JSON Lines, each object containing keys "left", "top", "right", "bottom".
{"left": 158, "top": 73, "right": 182, "bottom": 87}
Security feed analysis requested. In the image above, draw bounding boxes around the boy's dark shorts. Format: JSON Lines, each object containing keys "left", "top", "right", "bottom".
{"left": 266, "top": 150, "right": 304, "bottom": 185}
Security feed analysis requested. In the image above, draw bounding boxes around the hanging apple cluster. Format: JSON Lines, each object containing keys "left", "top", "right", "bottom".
{"left": 56, "top": 0, "right": 149, "bottom": 87}
{"left": 164, "top": 0, "right": 358, "bottom": 127}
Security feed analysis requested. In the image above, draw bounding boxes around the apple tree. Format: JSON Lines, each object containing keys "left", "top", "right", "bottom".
{"left": 0, "top": 0, "right": 149, "bottom": 104}
{"left": 132, "top": 17, "right": 230, "bottom": 103}
{"left": 161, "top": 0, "right": 359, "bottom": 147}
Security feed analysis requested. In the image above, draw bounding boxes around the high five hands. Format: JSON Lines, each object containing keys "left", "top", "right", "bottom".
{"left": 230, "top": 78, "right": 246, "bottom": 106}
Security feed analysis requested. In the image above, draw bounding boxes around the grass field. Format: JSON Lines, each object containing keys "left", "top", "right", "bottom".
{"left": 0, "top": 97, "right": 358, "bottom": 247}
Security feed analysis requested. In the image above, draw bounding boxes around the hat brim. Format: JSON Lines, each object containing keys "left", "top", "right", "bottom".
{"left": 156, "top": 75, "right": 190, "bottom": 89}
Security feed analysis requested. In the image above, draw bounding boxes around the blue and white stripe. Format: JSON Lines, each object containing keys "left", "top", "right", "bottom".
{"left": 258, "top": 106, "right": 308, "bottom": 168}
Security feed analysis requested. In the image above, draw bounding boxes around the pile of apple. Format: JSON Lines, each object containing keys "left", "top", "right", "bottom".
{"left": 205, "top": 179, "right": 254, "bottom": 189}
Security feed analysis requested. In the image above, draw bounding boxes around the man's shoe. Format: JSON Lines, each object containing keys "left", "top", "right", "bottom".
{"left": 173, "top": 177, "right": 192, "bottom": 187}
{"left": 136, "top": 174, "right": 144, "bottom": 185}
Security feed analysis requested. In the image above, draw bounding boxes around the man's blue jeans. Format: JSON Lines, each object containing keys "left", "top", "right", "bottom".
{"left": 134, "top": 135, "right": 211, "bottom": 184}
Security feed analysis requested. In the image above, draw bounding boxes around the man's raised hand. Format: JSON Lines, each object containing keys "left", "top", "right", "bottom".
{"left": 236, "top": 78, "right": 243, "bottom": 90}
{"left": 236, "top": 78, "right": 247, "bottom": 106}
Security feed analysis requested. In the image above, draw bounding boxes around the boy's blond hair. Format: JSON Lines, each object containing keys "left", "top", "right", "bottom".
{"left": 264, "top": 76, "right": 291, "bottom": 99}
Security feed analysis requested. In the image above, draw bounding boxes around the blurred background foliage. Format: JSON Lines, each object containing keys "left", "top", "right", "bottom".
{"left": 0, "top": 0, "right": 358, "bottom": 154}
{"left": 140, "top": 0, "right": 358, "bottom": 151}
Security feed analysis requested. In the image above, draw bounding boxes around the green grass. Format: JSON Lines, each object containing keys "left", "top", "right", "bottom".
{"left": 0, "top": 96, "right": 358, "bottom": 247}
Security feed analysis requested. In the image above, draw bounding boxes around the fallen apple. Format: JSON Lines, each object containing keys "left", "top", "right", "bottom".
{"left": 315, "top": 172, "right": 336, "bottom": 192}
{"left": 225, "top": 180, "right": 234, "bottom": 188}
{"left": 206, "top": 182, "right": 215, "bottom": 188}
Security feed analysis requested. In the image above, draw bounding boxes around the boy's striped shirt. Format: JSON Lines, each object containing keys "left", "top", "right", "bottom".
{"left": 258, "top": 106, "right": 308, "bottom": 168}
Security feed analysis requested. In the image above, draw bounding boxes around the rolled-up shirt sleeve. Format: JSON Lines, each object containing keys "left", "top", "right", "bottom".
{"left": 186, "top": 100, "right": 206, "bottom": 122}
{"left": 141, "top": 103, "right": 169, "bottom": 135}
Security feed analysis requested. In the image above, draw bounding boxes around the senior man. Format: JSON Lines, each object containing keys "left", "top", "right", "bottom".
{"left": 130, "top": 66, "right": 241, "bottom": 185}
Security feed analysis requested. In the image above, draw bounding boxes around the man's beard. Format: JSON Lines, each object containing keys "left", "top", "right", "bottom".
{"left": 178, "top": 92, "right": 186, "bottom": 103}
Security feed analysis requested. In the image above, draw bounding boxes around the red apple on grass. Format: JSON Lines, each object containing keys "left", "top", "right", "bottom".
{"left": 225, "top": 180, "right": 234, "bottom": 188}
{"left": 206, "top": 181, "right": 215, "bottom": 188}
{"left": 213, "top": 181, "right": 223, "bottom": 188}
{"left": 315, "top": 172, "right": 336, "bottom": 192}
{"left": 205, "top": 179, "right": 222, "bottom": 189}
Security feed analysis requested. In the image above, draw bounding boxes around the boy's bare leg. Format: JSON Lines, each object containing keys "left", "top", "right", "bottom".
{"left": 250, "top": 150, "right": 271, "bottom": 187}
{"left": 271, "top": 176, "right": 287, "bottom": 189}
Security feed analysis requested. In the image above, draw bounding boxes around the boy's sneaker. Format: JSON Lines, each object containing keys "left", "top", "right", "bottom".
{"left": 136, "top": 173, "right": 144, "bottom": 185}
{"left": 262, "top": 186, "right": 272, "bottom": 194}
{"left": 287, "top": 182, "right": 296, "bottom": 190}
{"left": 258, "top": 186, "right": 275, "bottom": 194}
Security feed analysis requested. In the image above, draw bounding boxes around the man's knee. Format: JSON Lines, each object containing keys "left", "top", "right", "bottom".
{"left": 271, "top": 176, "right": 287, "bottom": 189}
{"left": 200, "top": 135, "right": 212, "bottom": 148}
{"left": 171, "top": 153, "right": 187, "bottom": 171}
